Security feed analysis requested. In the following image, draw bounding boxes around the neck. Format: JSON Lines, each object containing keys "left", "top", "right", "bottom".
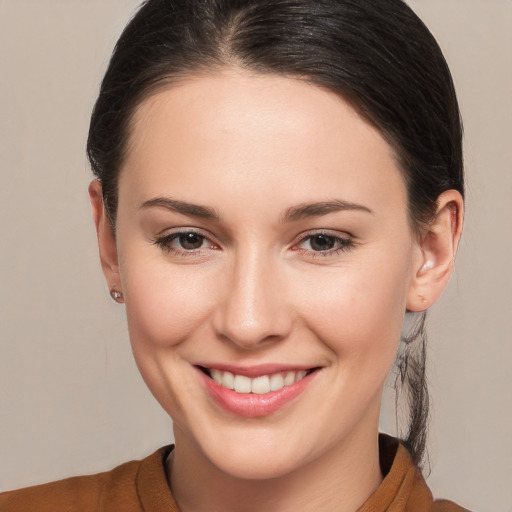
{"left": 167, "top": 425, "right": 383, "bottom": 512}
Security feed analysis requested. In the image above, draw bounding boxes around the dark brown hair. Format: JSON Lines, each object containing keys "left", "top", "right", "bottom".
{"left": 87, "top": 0, "right": 464, "bottom": 469}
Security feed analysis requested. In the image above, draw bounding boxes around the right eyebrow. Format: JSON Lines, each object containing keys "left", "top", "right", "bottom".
{"left": 282, "top": 199, "right": 373, "bottom": 222}
{"left": 140, "top": 197, "right": 221, "bottom": 220}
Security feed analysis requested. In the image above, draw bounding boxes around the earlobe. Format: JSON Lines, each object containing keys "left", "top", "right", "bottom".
{"left": 88, "top": 180, "right": 122, "bottom": 292}
{"left": 407, "top": 190, "right": 464, "bottom": 312}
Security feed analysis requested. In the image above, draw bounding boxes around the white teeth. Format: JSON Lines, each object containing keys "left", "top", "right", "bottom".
{"left": 295, "top": 370, "right": 307, "bottom": 382}
{"left": 251, "top": 375, "right": 271, "bottom": 394}
{"left": 222, "top": 371, "right": 234, "bottom": 390}
{"left": 284, "top": 371, "right": 295, "bottom": 386}
{"left": 211, "top": 369, "right": 223, "bottom": 385}
{"left": 270, "top": 373, "right": 284, "bottom": 391}
{"left": 208, "top": 368, "right": 312, "bottom": 394}
{"left": 234, "top": 375, "right": 252, "bottom": 393}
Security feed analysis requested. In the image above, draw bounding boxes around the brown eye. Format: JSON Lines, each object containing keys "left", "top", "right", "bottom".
{"left": 295, "top": 232, "right": 354, "bottom": 257}
{"left": 309, "top": 234, "right": 336, "bottom": 251}
{"left": 178, "top": 232, "right": 205, "bottom": 250}
{"left": 153, "top": 230, "right": 215, "bottom": 255}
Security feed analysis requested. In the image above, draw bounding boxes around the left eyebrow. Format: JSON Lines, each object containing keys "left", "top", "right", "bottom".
{"left": 282, "top": 200, "right": 373, "bottom": 222}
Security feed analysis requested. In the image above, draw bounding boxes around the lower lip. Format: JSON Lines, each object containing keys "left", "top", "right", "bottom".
{"left": 196, "top": 368, "right": 317, "bottom": 418}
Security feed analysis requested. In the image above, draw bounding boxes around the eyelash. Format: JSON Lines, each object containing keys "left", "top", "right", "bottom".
{"left": 152, "top": 230, "right": 355, "bottom": 258}
{"left": 153, "top": 229, "right": 216, "bottom": 257}
{"left": 294, "top": 231, "right": 354, "bottom": 258}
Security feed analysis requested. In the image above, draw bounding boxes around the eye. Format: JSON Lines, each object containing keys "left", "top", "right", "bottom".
{"left": 308, "top": 234, "right": 338, "bottom": 251}
{"left": 153, "top": 230, "right": 214, "bottom": 254}
{"left": 175, "top": 232, "right": 205, "bottom": 250}
{"left": 295, "top": 231, "right": 354, "bottom": 256}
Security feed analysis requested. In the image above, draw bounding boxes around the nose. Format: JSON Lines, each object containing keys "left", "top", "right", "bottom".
{"left": 212, "top": 250, "right": 293, "bottom": 350}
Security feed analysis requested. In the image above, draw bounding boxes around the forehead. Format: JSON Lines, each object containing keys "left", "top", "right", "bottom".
{"left": 120, "top": 68, "right": 407, "bottom": 217}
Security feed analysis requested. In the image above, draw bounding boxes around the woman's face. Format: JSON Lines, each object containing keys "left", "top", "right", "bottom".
{"left": 109, "top": 69, "right": 425, "bottom": 479}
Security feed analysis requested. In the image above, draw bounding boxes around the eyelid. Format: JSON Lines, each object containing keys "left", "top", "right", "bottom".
{"left": 154, "top": 225, "right": 222, "bottom": 246}
{"left": 154, "top": 225, "right": 210, "bottom": 237}
{"left": 291, "top": 228, "right": 354, "bottom": 245}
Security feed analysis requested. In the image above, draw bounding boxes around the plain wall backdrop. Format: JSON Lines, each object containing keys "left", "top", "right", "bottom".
{"left": 0, "top": 1, "right": 511, "bottom": 511}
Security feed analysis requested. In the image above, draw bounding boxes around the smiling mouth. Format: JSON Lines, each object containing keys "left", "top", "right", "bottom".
{"left": 198, "top": 366, "right": 319, "bottom": 394}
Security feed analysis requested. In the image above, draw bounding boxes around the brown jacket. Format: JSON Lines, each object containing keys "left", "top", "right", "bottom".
{"left": 0, "top": 436, "right": 470, "bottom": 511}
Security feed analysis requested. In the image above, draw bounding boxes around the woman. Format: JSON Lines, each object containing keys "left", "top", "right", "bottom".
{"left": 1, "top": 0, "right": 470, "bottom": 510}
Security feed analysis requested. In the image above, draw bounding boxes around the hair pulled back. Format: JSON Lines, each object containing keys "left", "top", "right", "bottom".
{"left": 87, "top": 0, "right": 464, "bottom": 469}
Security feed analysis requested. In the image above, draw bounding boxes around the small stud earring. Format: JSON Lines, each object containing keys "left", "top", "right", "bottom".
{"left": 110, "top": 288, "right": 124, "bottom": 302}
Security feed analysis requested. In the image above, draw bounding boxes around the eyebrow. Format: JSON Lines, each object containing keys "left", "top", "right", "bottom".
{"left": 140, "top": 197, "right": 373, "bottom": 222}
{"left": 282, "top": 200, "right": 373, "bottom": 222}
{"left": 140, "top": 197, "right": 221, "bottom": 220}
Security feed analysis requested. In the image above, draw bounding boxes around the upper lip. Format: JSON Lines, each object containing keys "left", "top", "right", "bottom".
{"left": 195, "top": 363, "right": 319, "bottom": 378}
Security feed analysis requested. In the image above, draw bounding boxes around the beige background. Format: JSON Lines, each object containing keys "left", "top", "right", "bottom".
{"left": 0, "top": 1, "right": 511, "bottom": 511}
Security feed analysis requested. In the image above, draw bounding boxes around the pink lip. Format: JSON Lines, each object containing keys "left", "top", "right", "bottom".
{"left": 195, "top": 366, "right": 318, "bottom": 418}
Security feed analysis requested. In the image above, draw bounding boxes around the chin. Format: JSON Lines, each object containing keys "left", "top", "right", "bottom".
{"left": 204, "top": 441, "right": 306, "bottom": 481}
{"left": 175, "top": 419, "right": 312, "bottom": 481}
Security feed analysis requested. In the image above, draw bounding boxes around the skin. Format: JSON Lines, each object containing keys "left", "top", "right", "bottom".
{"left": 90, "top": 68, "right": 463, "bottom": 512}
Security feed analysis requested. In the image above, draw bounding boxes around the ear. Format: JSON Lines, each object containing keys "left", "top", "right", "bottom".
{"left": 89, "top": 180, "right": 123, "bottom": 301}
{"left": 407, "top": 190, "right": 464, "bottom": 312}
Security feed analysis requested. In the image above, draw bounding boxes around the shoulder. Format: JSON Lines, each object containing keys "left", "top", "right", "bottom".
{"left": 0, "top": 446, "right": 173, "bottom": 512}
{"left": 374, "top": 434, "right": 473, "bottom": 512}
{"left": 0, "top": 459, "right": 143, "bottom": 512}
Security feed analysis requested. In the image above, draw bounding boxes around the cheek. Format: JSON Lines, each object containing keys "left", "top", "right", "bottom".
{"left": 118, "top": 252, "right": 221, "bottom": 419}
{"left": 294, "top": 255, "right": 410, "bottom": 365}
{"left": 120, "top": 253, "right": 218, "bottom": 349}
